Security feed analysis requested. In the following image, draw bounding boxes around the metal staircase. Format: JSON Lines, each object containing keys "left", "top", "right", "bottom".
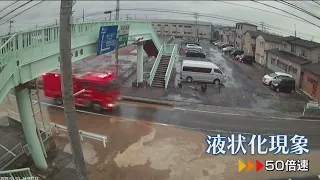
{"left": 151, "top": 55, "right": 170, "bottom": 88}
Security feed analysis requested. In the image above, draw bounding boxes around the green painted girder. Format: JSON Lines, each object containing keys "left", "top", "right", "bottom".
{"left": 0, "top": 21, "right": 164, "bottom": 104}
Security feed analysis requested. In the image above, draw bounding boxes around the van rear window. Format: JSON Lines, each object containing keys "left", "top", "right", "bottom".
{"left": 182, "top": 66, "right": 211, "bottom": 73}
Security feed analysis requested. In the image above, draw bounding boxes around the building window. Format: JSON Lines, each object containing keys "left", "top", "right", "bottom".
{"left": 164, "top": 24, "right": 168, "bottom": 26}
{"left": 288, "top": 66, "right": 297, "bottom": 74}
{"left": 240, "top": 25, "right": 242, "bottom": 29}
{"left": 260, "top": 42, "right": 264, "bottom": 46}
{"left": 307, "top": 77, "right": 315, "bottom": 84}
{"left": 184, "top": 25, "right": 191, "bottom": 28}
{"left": 172, "top": 31, "right": 176, "bottom": 33}
{"left": 157, "top": 31, "right": 160, "bottom": 33}
{"left": 173, "top": 25, "right": 176, "bottom": 27}
{"left": 291, "top": 45, "right": 296, "bottom": 53}
{"left": 301, "top": 49, "right": 307, "bottom": 57}
{"left": 318, "top": 54, "right": 320, "bottom": 61}
{"left": 277, "top": 60, "right": 288, "bottom": 70}
{"left": 152, "top": 24, "right": 154, "bottom": 26}
{"left": 282, "top": 44, "right": 287, "bottom": 50}
{"left": 157, "top": 24, "right": 161, "bottom": 26}
{"left": 179, "top": 25, "right": 182, "bottom": 27}
{"left": 271, "top": 58, "right": 276, "bottom": 65}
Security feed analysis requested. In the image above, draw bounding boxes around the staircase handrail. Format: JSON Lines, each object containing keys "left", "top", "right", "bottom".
{"left": 164, "top": 45, "right": 178, "bottom": 89}
{"left": 0, "top": 33, "right": 17, "bottom": 65}
{"left": 148, "top": 45, "right": 163, "bottom": 86}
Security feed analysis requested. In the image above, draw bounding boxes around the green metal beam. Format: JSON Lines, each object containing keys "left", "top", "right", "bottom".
{"left": 136, "top": 43, "right": 144, "bottom": 83}
{"left": 14, "top": 85, "right": 48, "bottom": 170}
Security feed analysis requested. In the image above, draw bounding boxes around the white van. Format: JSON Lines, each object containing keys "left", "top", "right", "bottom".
{"left": 180, "top": 60, "right": 227, "bottom": 84}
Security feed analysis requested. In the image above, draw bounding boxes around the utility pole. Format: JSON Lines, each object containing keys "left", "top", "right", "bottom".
{"left": 82, "top": 9, "right": 84, "bottom": 22}
{"left": 261, "top": 22, "right": 265, "bottom": 32}
{"left": 135, "top": 14, "right": 136, "bottom": 19}
{"left": 8, "top": 20, "right": 13, "bottom": 35}
{"left": 56, "top": 19, "right": 58, "bottom": 26}
{"left": 294, "top": 24, "right": 296, "bottom": 37}
{"left": 115, "top": 0, "right": 120, "bottom": 76}
{"left": 59, "top": 1, "right": 88, "bottom": 180}
{"left": 193, "top": 12, "right": 199, "bottom": 43}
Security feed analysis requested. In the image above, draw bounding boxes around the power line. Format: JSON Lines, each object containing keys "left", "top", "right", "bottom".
{"left": 312, "top": 0, "right": 320, "bottom": 6}
{"left": 0, "top": 0, "right": 33, "bottom": 21}
{"left": 0, "top": 1, "right": 19, "bottom": 14}
{"left": 277, "top": 0, "right": 320, "bottom": 20}
{"left": 0, "top": 1, "right": 45, "bottom": 27}
{"left": 216, "top": 1, "right": 304, "bottom": 22}
{"left": 251, "top": 0, "right": 320, "bottom": 29}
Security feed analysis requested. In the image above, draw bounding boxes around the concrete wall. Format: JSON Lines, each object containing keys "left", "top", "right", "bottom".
{"left": 266, "top": 52, "right": 302, "bottom": 86}
{"left": 301, "top": 71, "right": 320, "bottom": 100}
{"left": 235, "top": 24, "right": 257, "bottom": 50}
{"left": 152, "top": 22, "right": 211, "bottom": 39}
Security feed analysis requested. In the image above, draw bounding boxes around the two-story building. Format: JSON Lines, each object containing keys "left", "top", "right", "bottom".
{"left": 221, "top": 27, "right": 236, "bottom": 46}
{"left": 301, "top": 62, "right": 320, "bottom": 101}
{"left": 265, "top": 36, "right": 320, "bottom": 87}
{"left": 255, "top": 33, "right": 283, "bottom": 66}
{"left": 235, "top": 22, "right": 257, "bottom": 50}
{"left": 243, "top": 30, "right": 260, "bottom": 56}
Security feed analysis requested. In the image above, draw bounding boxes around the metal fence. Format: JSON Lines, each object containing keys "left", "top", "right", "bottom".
{"left": 0, "top": 168, "right": 35, "bottom": 179}
{"left": 50, "top": 122, "right": 108, "bottom": 148}
{"left": 0, "top": 143, "right": 25, "bottom": 171}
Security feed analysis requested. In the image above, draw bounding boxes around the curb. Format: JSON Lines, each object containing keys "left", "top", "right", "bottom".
{"left": 120, "top": 96, "right": 174, "bottom": 107}
{"left": 298, "top": 116, "right": 320, "bottom": 120}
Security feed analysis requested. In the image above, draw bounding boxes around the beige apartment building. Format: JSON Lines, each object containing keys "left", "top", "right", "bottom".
{"left": 265, "top": 36, "right": 320, "bottom": 86}
{"left": 243, "top": 30, "right": 260, "bottom": 56}
{"left": 255, "top": 33, "right": 284, "bottom": 66}
{"left": 147, "top": 19, "right": 212, "bottom": 40}
{"left": 235, "top": 22, "right": 257, "bottom": 50}
{"left": 221, "top": 27, "right": 236, "bottom": 46}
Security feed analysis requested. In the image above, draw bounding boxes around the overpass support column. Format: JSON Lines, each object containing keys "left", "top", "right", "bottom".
{"left": 15, "top": 83, "right": 48, "bottom": 170}
{"left": 136, "top": 42, "right": 144, "bottom": 83}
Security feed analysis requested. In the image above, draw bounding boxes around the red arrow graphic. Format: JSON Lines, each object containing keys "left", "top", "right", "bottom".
{"left": 256, "top": 160, "right": 263, "bottom": 172}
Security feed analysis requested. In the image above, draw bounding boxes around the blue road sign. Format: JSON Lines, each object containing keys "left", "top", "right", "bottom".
{"left": 97, "top": 25, "right": 118, "bottom": 56}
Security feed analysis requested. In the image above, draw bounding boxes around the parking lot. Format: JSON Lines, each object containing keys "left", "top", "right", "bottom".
{"left": 168, "top": 38, "right": 310, "bottom": 113}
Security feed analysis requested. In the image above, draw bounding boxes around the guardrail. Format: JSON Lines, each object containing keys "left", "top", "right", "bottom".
{"left": 164, "top": 45, "right": 178, "bottom": 89}
{"left": 0, "top": 168, "right": 34, "bottom": 179}
{"left": 148, "top": 45, "right": 163, "bottom": 86}
{"left": 50, "top": 123, "right": 108, "bottom": 148}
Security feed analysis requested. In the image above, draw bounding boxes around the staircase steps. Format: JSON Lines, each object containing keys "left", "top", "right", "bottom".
{"left": 151, "top": 55, "right": 171, "bottom": 88}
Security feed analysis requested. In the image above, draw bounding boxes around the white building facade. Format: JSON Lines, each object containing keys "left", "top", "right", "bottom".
{"left": 145, "top": 19, "right": 212, "bottom": 40}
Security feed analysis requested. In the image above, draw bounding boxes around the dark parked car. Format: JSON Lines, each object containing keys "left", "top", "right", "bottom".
{"left": 240, "top": 55, "right": 255, "bottom": 65}
{"left": 186, "top": 49, "right": 206, "bottom": 58}
{"left": 270, "top": 77, "right": 295, "bottom": 93}
{"left": 231, "top": 50, "right": 244, "bottom": 57}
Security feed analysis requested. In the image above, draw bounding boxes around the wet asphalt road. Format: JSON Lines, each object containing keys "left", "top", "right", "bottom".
{"left": 6, "top": 90, "right": 320, "bottom": 150}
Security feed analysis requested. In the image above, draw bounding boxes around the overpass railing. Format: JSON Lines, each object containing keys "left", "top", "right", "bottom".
{"left": 163, "top": 44, "right": 176, "bottom": 55}
{"left": 164, "top": 45, "right": 178, "bottom": 89}
{"left": 0, "top": 168, "right": 35, "bottom": 179}
{"left": 148, "top": 45, "right": 163, "bottom": 86}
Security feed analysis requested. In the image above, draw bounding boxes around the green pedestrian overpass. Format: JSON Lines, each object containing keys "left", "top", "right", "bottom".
{"left": 0, "top": 20, "right": 178, "bottom": 171}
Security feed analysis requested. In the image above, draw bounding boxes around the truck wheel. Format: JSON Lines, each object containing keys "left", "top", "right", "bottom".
{"left": 213, "top": 79, "right": 220, "bottom": 85}
{"left": 54, "top": 97, "right": 63, "bottom": 105}
{"left": 92, "top": 103, "right": 102, "bottom": 112}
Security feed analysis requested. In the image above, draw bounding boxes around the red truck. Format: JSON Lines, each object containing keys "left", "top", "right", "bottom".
{"left": 42, "top": 70, "right": 120, "bottom": 112}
